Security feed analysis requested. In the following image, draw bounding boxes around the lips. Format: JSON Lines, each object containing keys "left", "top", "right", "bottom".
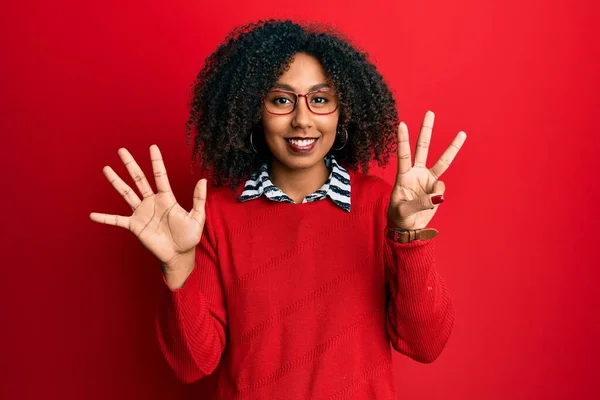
{"left": 286, "top": 138, "right": 317, "bottom": 146}
{"left": 285, "top": 137, "right": 318, "bottom": 153}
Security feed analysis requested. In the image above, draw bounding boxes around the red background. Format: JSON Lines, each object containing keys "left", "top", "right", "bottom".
{"left": 2, "top": 0, "right": 599, "bottom": 398}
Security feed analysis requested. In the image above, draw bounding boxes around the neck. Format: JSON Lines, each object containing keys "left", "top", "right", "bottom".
{"left": 269, "top": 157, "right": 331, "bottom": 204}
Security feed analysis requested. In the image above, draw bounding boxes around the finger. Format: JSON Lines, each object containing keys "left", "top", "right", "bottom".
{"left": 414, "top": 110, "right": 435, "bottom": 168}
{"left": 89, "top": 212, "right": 131, "bottom": 229}
{"left": 431, "top": 180, "right": 446, "bottom": 196}
{"left": 150, "top": 145, "right": 173, "bottom": 194}
{"left": 399, "top": 181, "right": 446, "bottom": 215}
{"left": 103, "top": 166, "right": 142, "bottom": 210}
{"left": 424, "top": 180, "right": 446, "bottom": 209}
{"left": 396, "top": 122, "right": 412, "bottom": 178}
{"left": 192, "top": 179, "right": 207, "bottom": 213}
{"left": 190, "top": 179, "right": 207, "bottom": 226}
{"left": 118, "top": 148, "right": 154, "bottom": 198}
{"left": 429, "top": 131, "right": 467, "bottom": 180}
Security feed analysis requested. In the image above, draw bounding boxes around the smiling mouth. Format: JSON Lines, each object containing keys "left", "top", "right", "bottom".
{"left": 285, "top": 138, "right": 318, "bottom": 146}
{"left": 284, "top": 137, "right": 319, "bottom": 153}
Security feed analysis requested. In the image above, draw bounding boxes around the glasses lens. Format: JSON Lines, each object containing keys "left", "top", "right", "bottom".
{"left": 264, "top": 90, "right": 338, "bottom": 115}
{"left": 307, "top": 90, "right": 337, "bottom": 114}
{"left": 265, "top": 91, "right": 296, "bottom": 114}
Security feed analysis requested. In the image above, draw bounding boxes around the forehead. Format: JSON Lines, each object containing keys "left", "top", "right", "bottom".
{"left": 275, "top": 53, "right": 329, "bottom": 91}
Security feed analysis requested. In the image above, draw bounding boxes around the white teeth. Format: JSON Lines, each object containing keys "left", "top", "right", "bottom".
{"left": 288, "top": 139, "right": 316, "bottom": 147}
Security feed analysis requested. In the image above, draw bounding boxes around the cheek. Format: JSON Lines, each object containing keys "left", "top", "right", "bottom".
{"left": 318, "top": 115, "right": 339, "bottom": 140}
{"left": 262, "top": 115, "right": 290, "bottom": 142}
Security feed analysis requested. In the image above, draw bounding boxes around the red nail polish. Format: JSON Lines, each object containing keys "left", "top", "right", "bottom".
{"left": 432, "top": 195, "right": 444, "bottom": 204}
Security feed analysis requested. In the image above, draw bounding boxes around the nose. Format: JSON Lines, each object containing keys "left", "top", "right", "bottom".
{"left": 292, "top": 95, "right": 313, "bottom": 129}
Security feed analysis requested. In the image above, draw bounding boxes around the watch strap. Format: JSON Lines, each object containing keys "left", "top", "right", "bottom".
{"left": 385, "top": 227, "right": 439, "bottom": 243}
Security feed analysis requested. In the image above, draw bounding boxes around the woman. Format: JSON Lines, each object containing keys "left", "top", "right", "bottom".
{"left": 90, "top": 19, "right": 467, "bottom": 399}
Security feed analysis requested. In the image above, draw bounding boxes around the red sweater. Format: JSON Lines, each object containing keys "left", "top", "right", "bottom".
{"left": 155, "top": 170, "right": 455, "bottom": 399}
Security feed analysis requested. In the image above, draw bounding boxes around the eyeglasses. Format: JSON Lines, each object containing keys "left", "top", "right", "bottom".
{"left": 264, "top": 89, "right": 338, "bottom": 115}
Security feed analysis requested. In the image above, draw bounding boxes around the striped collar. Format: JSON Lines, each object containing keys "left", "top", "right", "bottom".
{"left": 238, "top": 155, "right": 351, "bottom": 212}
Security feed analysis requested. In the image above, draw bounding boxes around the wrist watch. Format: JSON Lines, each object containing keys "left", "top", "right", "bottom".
{"left": 385, "top": 227, "right": 439, "bottom": 243}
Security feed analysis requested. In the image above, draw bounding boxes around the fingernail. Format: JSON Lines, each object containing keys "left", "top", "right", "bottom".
{"left": 432, "top": 195, "right": 444, "bottom": 205}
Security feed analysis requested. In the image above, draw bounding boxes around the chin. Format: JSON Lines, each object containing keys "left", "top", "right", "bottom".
{"left": 283, "top": 156, "right": 324, "bottom": 170}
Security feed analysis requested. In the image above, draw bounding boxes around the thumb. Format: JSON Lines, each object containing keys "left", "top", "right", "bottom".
{"left": 191, "top": 178, "right": 207, "bottom": 215}
{"left": 402, "top": 180, "right": 446, "bottom": 214}
{"left": 425, "top": 180, "right": 446, "bottom": 209}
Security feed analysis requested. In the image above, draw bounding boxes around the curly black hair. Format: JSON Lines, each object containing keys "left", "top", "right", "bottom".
{"left": 185, "top": 19, "right": 399, "bottom": 189}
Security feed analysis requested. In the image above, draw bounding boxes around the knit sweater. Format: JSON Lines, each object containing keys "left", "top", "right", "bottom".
{"left": 155, "top": 169, "right": 455, "bottom": 399}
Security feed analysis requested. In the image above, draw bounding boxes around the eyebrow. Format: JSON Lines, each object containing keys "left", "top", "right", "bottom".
{"left": 271, "top": 83, "right": 331, "bottom": 92}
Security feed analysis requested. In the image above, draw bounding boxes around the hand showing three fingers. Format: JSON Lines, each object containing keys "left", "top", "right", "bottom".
{"left": 89, "top": 145, "right": 207, "bottom": 270}
{"left": 386, "top": 111, "right": 467, "bottom": 230}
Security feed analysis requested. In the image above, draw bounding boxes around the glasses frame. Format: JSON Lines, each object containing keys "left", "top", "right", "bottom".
{"left": 263, "top": 88, "right": 339, "bottom": 116}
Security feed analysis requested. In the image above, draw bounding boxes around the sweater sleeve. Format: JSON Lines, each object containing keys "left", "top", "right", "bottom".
{"left": 154, "top": 210, "right": 227, "bottom": 383}
{"left": 383, "top": 237, "right": 455, "bottom": 363}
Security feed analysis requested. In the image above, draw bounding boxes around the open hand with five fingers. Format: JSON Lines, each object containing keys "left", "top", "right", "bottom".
{"left": 89, "top": 145, "right": 207, "bottom": 275}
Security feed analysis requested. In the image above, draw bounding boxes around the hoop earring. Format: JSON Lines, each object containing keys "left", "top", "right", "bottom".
{"left": 250, "top": 131, "right": 258, "bottom": 154}
{"left": 331, "top": 127, "right": 348, "bottom": 151}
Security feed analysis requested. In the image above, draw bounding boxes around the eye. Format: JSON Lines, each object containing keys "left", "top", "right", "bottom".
{"left": 273, "top": 97, "right": 293, "bottom": 105}
{"left": 311, "top": 96, "right": 329, "bottom": 104}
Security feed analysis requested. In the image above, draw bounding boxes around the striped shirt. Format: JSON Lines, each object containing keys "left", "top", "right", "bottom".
{"left": 238, "top": 155, "right": 351, "bottom": 212}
